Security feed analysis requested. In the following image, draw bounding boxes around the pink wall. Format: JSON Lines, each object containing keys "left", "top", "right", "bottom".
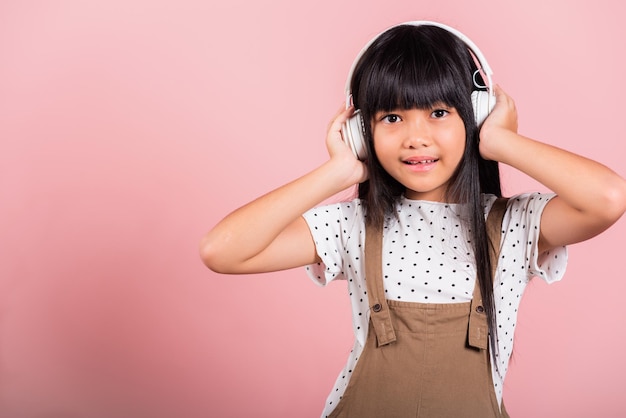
{"left": 1, "top": 1, "right": 625, "bottom": 417}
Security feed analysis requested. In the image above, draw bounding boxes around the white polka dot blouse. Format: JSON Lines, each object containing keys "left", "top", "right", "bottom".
{"left": 303, "top": 193, "right": 567, "bottom": 416}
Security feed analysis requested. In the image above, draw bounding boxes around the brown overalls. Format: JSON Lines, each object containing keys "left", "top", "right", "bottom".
{"left": 328, "top": 199, "right": 510, "bottom": 418}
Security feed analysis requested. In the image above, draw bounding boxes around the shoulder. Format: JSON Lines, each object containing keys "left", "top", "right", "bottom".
{"left": 303, "top": 198, "right": 366, "bottom": 240}
{"left": 483, "top": 192, "right": 556, "bottom": 216}
{"left": 304, "top": 198, "right": 364, "bottom": 221}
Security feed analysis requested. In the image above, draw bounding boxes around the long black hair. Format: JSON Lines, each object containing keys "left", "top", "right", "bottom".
{"left": 350, "top": 24, "right": 503, "bottom": 361}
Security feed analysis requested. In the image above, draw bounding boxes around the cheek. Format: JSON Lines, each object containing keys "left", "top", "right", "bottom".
{"left": 448, "top": 126, "right": 467, "bottom": 161}
{"left": 372, "top": 135, "right": 398, "bottom": 166}
{"left": 371, "top": 130, "right": 388, "bottom": 159}
{"left": 371, "top": 137, "right": 397, "bottom": 175}
{"left": 454, "top": 137, "right": 467, "bottom": 160}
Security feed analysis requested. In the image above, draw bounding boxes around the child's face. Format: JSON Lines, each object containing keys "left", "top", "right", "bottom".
{"left": 372, "top": 104, "right": 466, "bottom": 202}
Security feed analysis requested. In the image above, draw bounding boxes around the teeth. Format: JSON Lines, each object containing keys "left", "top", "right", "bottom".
{"left": 407, "top": 160, "right": 436, "bottom": 164}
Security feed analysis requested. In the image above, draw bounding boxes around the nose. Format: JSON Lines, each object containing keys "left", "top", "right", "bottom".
{"left": 403, "top": 117, "right": 432, "bottom": 149}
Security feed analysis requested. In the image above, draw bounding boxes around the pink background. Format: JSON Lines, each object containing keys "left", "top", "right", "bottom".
{"left": 1, "top": 1, "right": 625, "bottom": 417}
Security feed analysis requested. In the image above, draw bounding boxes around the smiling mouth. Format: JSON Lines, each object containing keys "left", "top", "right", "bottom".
{"left": 405, "top": 159, "right": 438, "bottom": 165}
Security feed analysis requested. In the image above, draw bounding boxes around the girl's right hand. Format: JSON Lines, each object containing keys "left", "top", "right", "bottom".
{"left": 326, "top": 105, "right": 368, "bottom": 185}
{"left": 201, "top": 105, "right": 371, "bottom": 274}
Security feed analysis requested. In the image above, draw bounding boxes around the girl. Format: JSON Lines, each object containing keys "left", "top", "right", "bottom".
{"left": 200, "top": 22, "right": 626, "bottom": 417}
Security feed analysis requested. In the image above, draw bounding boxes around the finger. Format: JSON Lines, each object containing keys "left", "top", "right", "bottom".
{"left": 493, "top": 84, "right": 506, "bottom": 100}
{"left": 492, "top": 85, "right": 517, "bottom": 112}
{"left": 328, "top": 104, "right": 355, "bottom": 132}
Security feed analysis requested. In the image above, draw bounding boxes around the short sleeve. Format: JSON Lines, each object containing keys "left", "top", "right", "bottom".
{"left": 302, "top": 200, "right": 364, "bottom": 286}
{"left": 503, "top": 193, "right": 568, "bottom": 283}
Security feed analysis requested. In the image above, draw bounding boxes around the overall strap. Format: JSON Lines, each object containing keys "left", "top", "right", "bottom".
{"left": 364, "top": 224, "right": 397, "bottom": 346}
{"left": 468, "top": 197, "right": 509, "bottom": 349}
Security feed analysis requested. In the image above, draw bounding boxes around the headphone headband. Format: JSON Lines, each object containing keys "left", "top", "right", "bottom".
{"left": 344, "top": 21, "right": 494, "bottom": 106}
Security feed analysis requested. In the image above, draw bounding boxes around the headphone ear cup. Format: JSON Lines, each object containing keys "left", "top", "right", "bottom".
{"left": 341, "top": 110, "right": 367, "bottom": 160}
{"left": 471, "top": 90, "right": 495, "bottom": 127}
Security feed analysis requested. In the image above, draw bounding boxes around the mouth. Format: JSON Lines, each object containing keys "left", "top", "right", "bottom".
{"left": 403, "top": 158, "right": 439, "bottom": 165}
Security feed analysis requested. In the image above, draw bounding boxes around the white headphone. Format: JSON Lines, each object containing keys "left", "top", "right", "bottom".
{"left": 341, "top": 21, "right": 496, "bottom": 160}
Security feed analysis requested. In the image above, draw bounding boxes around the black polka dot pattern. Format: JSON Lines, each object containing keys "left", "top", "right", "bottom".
{"left": 303, "top": 193, "right": 568, "bottom": 417}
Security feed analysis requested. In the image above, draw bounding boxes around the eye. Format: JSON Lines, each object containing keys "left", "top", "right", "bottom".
{"left": 381, "top": 114, "right": 402, "bottom": 123}
{"left": 431, "top": 109, "right": 449, "bottom": 119}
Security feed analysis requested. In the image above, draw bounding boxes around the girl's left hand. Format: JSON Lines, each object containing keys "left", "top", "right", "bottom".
{"left": 478, "top": 85, "right": 518, "bottom": 161}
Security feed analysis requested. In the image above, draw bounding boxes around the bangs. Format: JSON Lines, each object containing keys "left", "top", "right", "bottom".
{"left": 362, "top": 56, "right": 465, "bottom": 113}
{"left": 352, "top": 25, "right": 474, "bottom": 118}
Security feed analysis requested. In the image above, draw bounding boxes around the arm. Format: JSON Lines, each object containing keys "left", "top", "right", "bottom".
{"left": 479, "top": 86, "right": 626, "bottom": 254}
{"left": 200, "top": 106, "right": 367, "bottom": 274}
